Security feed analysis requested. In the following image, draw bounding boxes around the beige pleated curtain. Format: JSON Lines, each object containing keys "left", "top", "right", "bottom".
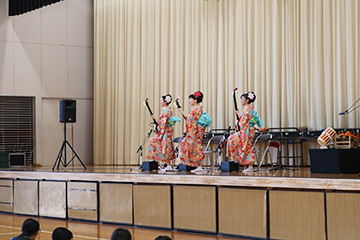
{"left": 94, "top": 0, "right": 360, "bottom": 165}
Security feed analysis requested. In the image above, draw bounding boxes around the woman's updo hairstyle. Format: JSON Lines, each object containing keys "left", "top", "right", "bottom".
{"left": 161, "top": 94, "right": 172, "bottom": 106}
{"left": 241, "top": 91, "right": 256, "bottom": 104}
{"left": 189, "top": 91, "right": 203, "bottom": 103}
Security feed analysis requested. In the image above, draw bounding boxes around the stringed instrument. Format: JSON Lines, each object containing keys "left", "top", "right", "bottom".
{"left": 232, "top": 88, "right": 241, "bottom": 131}
{"left": 173, "top": 97, "right": 186, "bottom": 120}
{"left": 143, "top": 98, "right": 159, "bottom": 134}
{"left": 173, "top": 97, "right": 187, "bottom": 138}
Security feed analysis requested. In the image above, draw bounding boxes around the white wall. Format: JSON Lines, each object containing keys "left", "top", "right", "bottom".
{"left": 0, "top": 0, "right": 94, "bottom": 166}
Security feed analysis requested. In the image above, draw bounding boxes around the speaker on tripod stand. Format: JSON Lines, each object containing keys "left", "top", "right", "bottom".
{"left": 52, "top": 99, "right": 86, "bottom": 170}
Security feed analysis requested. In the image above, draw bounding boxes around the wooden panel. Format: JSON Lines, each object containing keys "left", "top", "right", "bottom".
{"left": 0, "top": 180, "right": 13, "bottom": 212}
{"left": 269, "top": 190, "right": 326, "bottom": 240}
{"left": 68, "top": 182, "right": 97, "bottom": 210}
{"left": 0, "top": 185, "right": 13, "bottom": 203}
{"left": 327, "top": 192, "right": 360, "bottom": 240}
{"left": 0, "top": 179, "right": 13, "bottom": 187}
{"left": 218, "top": 188, "right": 266, "bottom": 238}
{"left": 68, "top": 190, "right": 97, "bottom": 210}
{"left": 100, "top": 183, "right": 132, "bottom": 224}
{"left": 14, "top": 180, "right": 38, "bottom": 215}
{"left": 68, "top": 182, "right": 97, "bottom": 190}
{"left": 173, "top": 185, "right": 216, "bottom": 232}
{"left": 68, "top": 208, "right": 97, "bottom": 221}
{"left": 0, "top": 186, "right": 13, "bottom": 203}
{"left": 0, "top": 203, "right": 13, "bottom": 212}
{"left": 39, "top": 181, "right": 66, "bottom": 218}
{"left": 67, "top": 181, "right": 98, "bottom": 221}
{"left": 133, "top": 185, "right": 171, "bottom": 228}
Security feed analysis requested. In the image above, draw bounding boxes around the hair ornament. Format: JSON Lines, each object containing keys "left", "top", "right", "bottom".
{"left": 248, "top": 92, "right": 255, "bottom": 100}
{"left": 194, "top": 91, "right": 201, "bottom": 98}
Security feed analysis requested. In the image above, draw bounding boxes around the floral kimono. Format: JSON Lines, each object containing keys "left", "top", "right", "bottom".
{"left": 178, "top": 105, "right": 205, "bottom": 167}
{"left": 226, "top": 104, "right": 255, "bottom": 166}
{"left": 146, "top": 106, "right": 175, "bottom": 164}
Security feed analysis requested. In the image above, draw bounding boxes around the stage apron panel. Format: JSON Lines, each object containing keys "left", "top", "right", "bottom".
{"left": 100, "top": 183, "right": 133, "bottom": 224}
{"left": 14, "top": 180, "right": 38, "bottom": 215}
{"left": 327, "top": 192, "right": 360, "bottom": 240}
{"left": 133, "top": 184, "right": 171, "bottom": 229}
{"left": 0, "top": 179, "right": 13, "bottom": 213}
{"left": 173, "top": 185, "right": 216, "bottom": 233}
{"left": 39, "top": 181, "right": 66, "bottom": 218}
{"left": 67, "top": 182, "right": 98, "bottom": 221}
{"left": 218, "top": 187, "right": 267, "bottom": 238}
{"left": 269, "top": 190, "right": 326, "bottom": 240}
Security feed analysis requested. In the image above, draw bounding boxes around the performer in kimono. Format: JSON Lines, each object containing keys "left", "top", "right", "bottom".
{"left": 226, "top": 91, "right": 257, "bottom": 172}
{"left": 146, "top": 94, "right": 180, "bottom": 171}
{"left": 176, "top": 91, "right": 210, "bottom": 173}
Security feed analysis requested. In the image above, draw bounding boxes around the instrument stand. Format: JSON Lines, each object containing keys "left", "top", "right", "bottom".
{"left": 173, "top": 146, "right": 179, "bottom": 168}
{"left": 269, "top": 161, "right": 285, "bottom": 171}
{"left": 133, "top": 129, "right": 153, "bottom": 170}
{"left": 52, "top": 122, "right": 86, "bottom": 170}
{"left": 212, "top": 136, "right": 225, "bottom": 172}
{"left": 269, "top": 158, "right": 296, "bottom": 171}
{"left": 269, "top": 139, "right": 301, "bottom": 171}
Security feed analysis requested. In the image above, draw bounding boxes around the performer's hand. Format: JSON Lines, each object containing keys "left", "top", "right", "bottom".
{"left": 258, "top": 127, "right": 268, "bottom": 132}
{"left": 151, "top": 115, "right": 155, "bottom": 120}
{"left": 178, "top": 107, "right": 182, "bottom": 111}
{"left": 235, "top": 110, "right": 240, "bottom": 115}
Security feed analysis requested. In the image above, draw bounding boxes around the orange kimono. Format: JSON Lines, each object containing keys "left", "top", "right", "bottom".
{"left": 226, "top": 104, "right": 255, "bottom": 166}
{"left": 178, "top": 105, "right": 205, "bottom": 167}
{"left": 146, "top": 106, "right": 175, "bottom": 164}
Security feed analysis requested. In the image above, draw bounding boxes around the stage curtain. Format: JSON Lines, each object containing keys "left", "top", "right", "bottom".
{"left": 94, "top": 0, "right": 360, "bottom": 165}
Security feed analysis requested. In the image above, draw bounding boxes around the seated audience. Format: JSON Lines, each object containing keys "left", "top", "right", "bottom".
{"left": 154, "top": 236, "right": 172, "bottom": 240}
{"left": 52, "top": 227, "right": 73, "bottom": 240}
{"left": 11, "top": 218, "right": 40, "bottom": 240}
{"left": 110, "top": 228, "right": 132, "bottom": 240}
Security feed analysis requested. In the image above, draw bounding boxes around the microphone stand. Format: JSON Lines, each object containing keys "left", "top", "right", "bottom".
{"left": 213, "top": 126, "right": 232, "bottom": 172}
{"left": 131, "top": 129, "right": 153, "bottom": 171}
{"left": 338, "top": 97, "right": 360, "bottom": 177}
{"left": 339, "top": 97, "right": 360, "bottom": 115}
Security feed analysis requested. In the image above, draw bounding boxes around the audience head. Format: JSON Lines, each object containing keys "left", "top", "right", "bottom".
{"left": 189, "top": 91, "right": 203, "bottom": 103}
{"left": 52, "top": 227, "right": 73, "bottom": 240}
{"left": 154, "top": 236, "right": 172, "bottom": 240}
{"left": 20, "top": 218, "right": 40, "bottom": 240}
{"left": 110, "top": 228, "right": 132, "bottom": 240}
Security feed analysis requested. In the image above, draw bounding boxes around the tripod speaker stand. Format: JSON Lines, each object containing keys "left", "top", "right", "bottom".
{"left": 52, "top": 100, "right": 86, "bottom": 170}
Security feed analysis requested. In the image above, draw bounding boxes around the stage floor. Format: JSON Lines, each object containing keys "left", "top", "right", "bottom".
{"left": 2, "top": 165, "right": 360, "bottom": 239}
{"left": 2, "top": 164, "right": 360, "bottom": 178}
{"left": 1, "top": 165, "right": 360, "bottom": 191}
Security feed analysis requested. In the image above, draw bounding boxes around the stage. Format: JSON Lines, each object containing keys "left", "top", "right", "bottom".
{"left": 1, "top": 165, "right": 360, "bottom": 191}
{"left": 1, "top": 165, "right": 360, "bottom": 240}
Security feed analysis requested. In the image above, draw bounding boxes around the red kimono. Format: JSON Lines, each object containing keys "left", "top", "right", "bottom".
{"left": 178, "top": 105, "right": 205, "bottom": 167}
{"left": 226, "top": 104, "right": 255, "bottom": 166}
{"left": 146, "top": 106, "right": 175, "bottom": 164}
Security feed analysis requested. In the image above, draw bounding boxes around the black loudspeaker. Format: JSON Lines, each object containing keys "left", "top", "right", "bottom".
{"left": 60, "top": 100, "right": 76, "bottom": 123}
{"left": 141, "top": 161, "right": 158, "bottom": 171}
{"left": 178, "top": 164, "right": 196, "bottom": 171}
{"left": 220, "top": 161, "right": 239, "bottom": 172}
{"left": 9, "top": 153, "right": 25, "bottom": 166}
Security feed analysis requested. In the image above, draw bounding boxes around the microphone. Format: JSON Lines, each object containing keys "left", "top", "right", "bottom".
{"left": 338, "top": 111, "right": 348, "bottom": 115}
